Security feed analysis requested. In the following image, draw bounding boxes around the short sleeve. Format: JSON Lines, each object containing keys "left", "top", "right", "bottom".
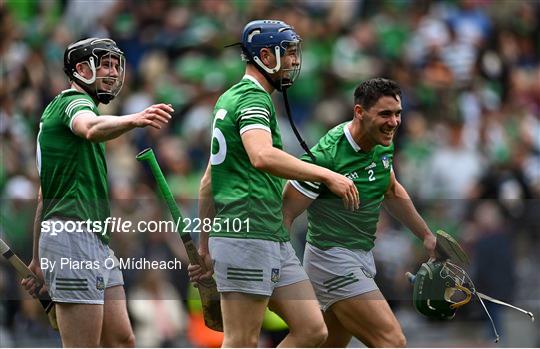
{"left": 62, "top": 96, "right": 96, "bottom": 131}
{"left": 236, "top": 91, "right": 273, "bottom": 135}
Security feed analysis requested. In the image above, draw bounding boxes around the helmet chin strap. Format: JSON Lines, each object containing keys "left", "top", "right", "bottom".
{"left": 281, "top": 88, "right": 316, "bottom": 162}
{"left": 239, "top": 44, "right": 316, "bottom": 162}
{"left": 253, "top": 46, "right": 281, "bottom": 74}
{"left": 72, "top": 57, "right": 97, "bottom": 84}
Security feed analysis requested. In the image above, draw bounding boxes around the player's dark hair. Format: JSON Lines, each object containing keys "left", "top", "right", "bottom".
{"left": 354, "top": 78, "right": 402, "bottom": 111}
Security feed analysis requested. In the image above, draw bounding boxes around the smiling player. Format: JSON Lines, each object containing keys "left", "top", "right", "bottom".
{"left": 283, "top": 78, "right": 437, "bottom": 347}
{"left": 22, "top": 37, "right": 173, "bottom": 347}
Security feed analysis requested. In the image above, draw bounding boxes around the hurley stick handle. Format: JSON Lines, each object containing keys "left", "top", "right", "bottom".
{"left": 136, "top": 149, "right": 206, "bottom": 269}
{"left": 0, "top": 238, "right": 58, "bottom": 330}
{"left": 136, "top": 148, "right": 223, "bottom": 331}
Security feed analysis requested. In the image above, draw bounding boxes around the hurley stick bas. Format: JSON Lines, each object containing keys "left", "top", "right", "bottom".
{"left": 136, "top": 148, "right": 223, "bottom": 332}
{"left": 0, "top": 238, "right": 58, "bottom": 330}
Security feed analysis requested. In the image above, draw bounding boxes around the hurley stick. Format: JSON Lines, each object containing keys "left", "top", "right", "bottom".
{"left": 136, "top": 148, "right": 223, "bottom": 332}
{"left": 0, "top": 238, "right": 58, "bottom": 330}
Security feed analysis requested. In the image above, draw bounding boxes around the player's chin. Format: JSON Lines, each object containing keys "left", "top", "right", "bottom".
{"left": 379, "top": 133, "right": 394, "bottom": 146}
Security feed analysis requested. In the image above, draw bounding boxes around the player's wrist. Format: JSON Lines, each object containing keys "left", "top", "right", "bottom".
{"left": 317, "top": 167, "right": 333, "bottom": 185}
{"left": 128, "top": 113, "right": 140, "bottom": 128}
{"left": 29, "top": 257, "right": 39, "bottom": 267}
{"left": 423, "top": 233, "right": 436, "bottom": 249}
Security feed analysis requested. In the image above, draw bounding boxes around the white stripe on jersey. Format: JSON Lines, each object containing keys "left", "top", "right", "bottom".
{"left": 65, "top": 101, "right": 94, "bottom": 118}
{"left": 240, "top": 113, "right": 270, "bottom": 122}
{"left": 240, "top": 107, "right": 270, "bottom": 117}
{"left": 290, "top": 180, "right": 319, "bottom": 199}
{"left": 65, "top": 99, "right": 94, "bottom": 117}
{"left": 66, "top": 98, "right": 93, "bottom": 112}
{"left": 304, "top": 181, "right": 320, "bottom": 190}
{"left": 239, "top": 124, "right": 271, "bottom": 135}
{"left": 66, "top": 100, "right": 94, "bottom": 116}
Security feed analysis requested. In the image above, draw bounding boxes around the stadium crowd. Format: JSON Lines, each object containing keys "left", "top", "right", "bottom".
{"left": 1, "top": 0, "right": 539, "bottom": 347}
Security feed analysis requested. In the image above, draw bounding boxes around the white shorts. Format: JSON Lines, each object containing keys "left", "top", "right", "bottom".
{"left": 303, "top": 242, "right": 379, "bottom": 311}
{"left": 209, "top": 237, "right": 308, "bottom": 296}
{"left": 40, "top": 218, "right": 124, "bottom": 304}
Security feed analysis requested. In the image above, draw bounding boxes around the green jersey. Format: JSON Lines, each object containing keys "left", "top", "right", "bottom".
{"left": 37, "top": 89, "right": 111, "bottom": 243}
{"left": 209, "top": 75, "right": 288, "bottom": 242}
{"left": 291, "top": 122, "right": 394, "bottom": 250}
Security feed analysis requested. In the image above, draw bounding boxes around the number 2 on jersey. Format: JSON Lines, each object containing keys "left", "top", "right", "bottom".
{"left": 368, "top": 169, "right": 375, "bottom": 181}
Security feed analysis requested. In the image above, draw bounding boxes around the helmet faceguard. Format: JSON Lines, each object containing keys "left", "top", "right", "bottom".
{"left": 411, "top": 261, "right": 472, "bottom": 320}
{"left": 240, "top": 20, "right": 302, "bottom": 91}
{"left": 408, "top": 259, "right": 535, "bottom": 343}
{"left": 64, "top": 38, "right": 125, "bottom": 104}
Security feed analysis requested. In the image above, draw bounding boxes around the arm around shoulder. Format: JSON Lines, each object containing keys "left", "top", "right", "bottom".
{"left": 241, "top": 129, "right": 359, "bottom": 210}
{"left": 241, "top": 129, "right": 330, "bottom": 181}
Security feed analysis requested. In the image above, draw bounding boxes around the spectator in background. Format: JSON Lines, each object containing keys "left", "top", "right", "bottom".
{"left": 425, "top": 118, "right": 483, "bottom": 205}
{"left": 129, "top": 269, "right": 188, "bottom": 347}
{"left": 466, "top": 201, "right": 515, "bottom": 337}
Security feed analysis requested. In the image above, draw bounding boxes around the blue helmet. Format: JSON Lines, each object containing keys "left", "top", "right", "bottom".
{"left": 240, "top": 20, "right": 302, "bottom": 88}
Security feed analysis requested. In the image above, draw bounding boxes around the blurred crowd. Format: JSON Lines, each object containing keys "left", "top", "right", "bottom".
{"left": 1, "top": 0, "right": 539, "bottom": 347}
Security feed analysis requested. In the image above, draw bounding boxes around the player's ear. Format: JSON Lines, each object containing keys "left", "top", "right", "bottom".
{"left": 354, "top": 104, "right": 363, "bottom": 120}
{"left": 260, "top": 48, "right": 273, "bottom": 66}
{"left": 75, "top": 62, "right": 90, "bottom": 77}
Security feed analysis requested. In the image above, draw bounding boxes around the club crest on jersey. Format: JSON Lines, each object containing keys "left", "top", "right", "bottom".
{"left": 381, "top": 155, "right": 390, "bottom": 169}
{"left": 96, "top": 275, "right": 105, "bottom": 291}
{"left": 271, "top": 268, "right": 280, "bottom": 283}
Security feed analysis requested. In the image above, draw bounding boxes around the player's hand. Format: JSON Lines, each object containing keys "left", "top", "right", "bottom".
{"left": 133, "top": 103, "right": 174, "bottom": 129}
{"left": 423, "top": 233, "right": 437, "bottom": 260}
{"left": 188, "top": 251, "right": 214, "bottom": 288}
{"left": 324, "top": 172, "right": 359, "bottom": 211}
{"left": 21, "top": 259, "right": 47, "bottom": 298}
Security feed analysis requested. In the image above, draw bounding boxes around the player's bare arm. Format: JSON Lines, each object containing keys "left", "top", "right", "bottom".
{"left": 71, "top": 103, "right": 173, "bottom": 142}
{"left": 21, "top": 186, "right": 46, "bottom": 297}
{"left": 282, "top": 182, "right": 314, "bottom": 231}
{"left": 242, "top": 129, "right": 359, "bottom": 210}
{"left": 188, "top": 162, "right": 215, "bottom": 284}
{"left": 383, "top": 171, "right": 436, "bottom": 257}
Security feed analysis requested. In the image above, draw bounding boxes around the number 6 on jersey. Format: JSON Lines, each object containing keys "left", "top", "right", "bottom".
{"left": 210, "top": 109, "right": 228, "bottom": 165}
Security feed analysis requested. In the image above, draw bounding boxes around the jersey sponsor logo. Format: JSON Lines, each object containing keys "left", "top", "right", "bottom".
{"left": 381, "top": 155, "right": 390, "bottom": 169}
{"left": 96, "top": 275, "right": 105, "bottom": 291}
{"left": 364, "top": 162, "right": 376, "bottom": 170}
{"left": 345, "top": 172, "right": 359, "bottom": 180}
{"left": 271, "top": 268, "right": 280, "bottom": 283}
